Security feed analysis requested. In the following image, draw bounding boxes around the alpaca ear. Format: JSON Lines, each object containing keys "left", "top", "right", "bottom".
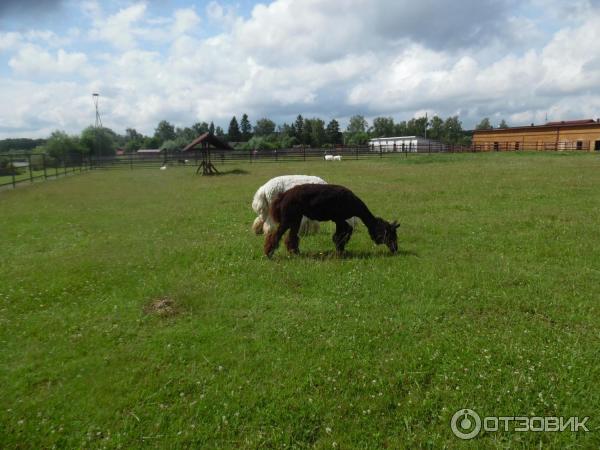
{"left": 392, "top": 220, "right": 400, "bottom": 229}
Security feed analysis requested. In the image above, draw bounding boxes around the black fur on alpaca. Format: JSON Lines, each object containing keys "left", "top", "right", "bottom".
{"left": 264, "top": 183, "right": 399, "bottom": 257}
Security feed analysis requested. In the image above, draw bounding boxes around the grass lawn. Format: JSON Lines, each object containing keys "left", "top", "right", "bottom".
{"left": 1, "top": 152, "right": 599, "bottom": 448}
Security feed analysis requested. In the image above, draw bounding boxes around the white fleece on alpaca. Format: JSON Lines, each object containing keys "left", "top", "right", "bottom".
{"left": 252, "top": 175, "right": 327, "bottom": 235}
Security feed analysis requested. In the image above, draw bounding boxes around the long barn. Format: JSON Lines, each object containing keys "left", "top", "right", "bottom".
{"left": 472, "top": 119, "right": 600, "bottom": 151}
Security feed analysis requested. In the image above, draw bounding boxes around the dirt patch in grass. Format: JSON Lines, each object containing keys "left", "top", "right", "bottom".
{"left": 144, "top": 297, "right": 180, "bottom": 318}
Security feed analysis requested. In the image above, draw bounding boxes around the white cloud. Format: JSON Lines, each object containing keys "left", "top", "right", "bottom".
{"left": 89, "top": 2, "right": 148, "bottom": 49}
{"left": 0, "top": 32, "right": 21, "bottom": 52}
{"left": 3, "top": 0, "right": 600, "bottom": 138}
{"left": 0, "top": 78, "right": 90, "bottom": 137}
{"left": 172, "top": 8, "right": 201, "bottom": 35}
{"left": 8, "top": 45, "right": 88, "bottom": 75}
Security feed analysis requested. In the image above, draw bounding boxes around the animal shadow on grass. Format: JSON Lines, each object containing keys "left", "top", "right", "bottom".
{"left": 217, "top": 168, "right": 250, "bottom": 175}
{"left": 297, "top": 248, "right": 418, "bottom": 260}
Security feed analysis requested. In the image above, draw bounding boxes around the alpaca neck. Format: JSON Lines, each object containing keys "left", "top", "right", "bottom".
{"left": 356, "top": 208, "right": 381, "bottom": 240}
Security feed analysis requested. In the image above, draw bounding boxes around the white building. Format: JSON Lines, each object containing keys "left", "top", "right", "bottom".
{"left": 368, "top": 136, "right": 443, "bottom": 152}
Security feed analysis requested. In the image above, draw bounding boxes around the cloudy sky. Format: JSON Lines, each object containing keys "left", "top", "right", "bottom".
{"left": 1, "top": 0, "right": 600, "bottom": 138}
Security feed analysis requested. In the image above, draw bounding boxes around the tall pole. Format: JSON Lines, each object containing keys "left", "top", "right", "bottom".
{"left": 92, "top": 93, "right": 102, "bottom": 161}
{"left": 93, "top": 93, "right": 102, "bottom": 128}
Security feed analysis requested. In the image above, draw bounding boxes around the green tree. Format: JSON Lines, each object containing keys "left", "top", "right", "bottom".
{"left": 278, "top": 123, "right": 298, "bottom": 147}
{"left": 124, "top": 128, "right": 144, "bottom": 153}
{"left": 427, "top": 116, "right": 444, "bottom": 140}
{"left": 346, "top": 132, "right": 370, "bottom": 146}
{"left": 476, "top": 117, "right": 493, "bottom": 130}
{"left": 371, "top": 117, "right": 395, "bottom": 137}
{"left": 294, "top": 115, "right": 304, "bottom": 142}
{"left": 125, "top": 140, "right": 142, "bottom": 153}
{"left": 44, "top": 130, "right": 85, "bottom": 162}
{"left": 325, "top": 119, "right": 343, "bottom": 145}
{"left": 160, "top": 136, "right": 188, "bottom": 152}
{"left": 228, "top": 116, "right": 241, "bottom": 142}
{"left": 307, "top": 118, "right": 326, "bottom": 147}
{"left": 209, "top": 122, "right": 215, "bottom": 135}
{"left": 154, "top": 120, "right": 176, "bottom": 144}
{"left": 254, "top": 118, "right": 276, "bottom": 136}
{"left": 498, "top": 119, "right": 509, "bottom": 128}
{"left": 443, "top": 116, "right": 464, "bottom": 144}
{"left": 346, "top": 115, "right": 368, "bottom": 134}
{"left": 394, "top": 120, "right": 408, "bottom": 136}
{"left": 0, "top": 138, "right": 46, "bottom": 153}
{"left": 404, "top": 116, "right": 427, "bottom": 137}
{"left": 80, "top": 126, "right": 115, "bottom": 156}
{"left": 302, "top": 119, "right": 313, "bottom": 146}
{"left": 246, "top": 136, "right": 272, "bottom": 150}
{"left": 415, "top": 117, "right": 428, "bottom": 137}
{"left": 192, "top": 122, "right": 210, "bottom": 135}
{"left": 240, "top": 114, "right": 252, "bottom": 141}
{"left": 176, "top": 126, "right": 196, "bottom": 142}
{"left": 215, "top": 126, "right": 225, "bottom": 138}
{"left": 141, "top": 136, "right": 161, "bottom": 149}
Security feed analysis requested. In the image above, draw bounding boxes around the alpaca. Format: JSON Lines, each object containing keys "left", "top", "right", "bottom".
{"left": 265, "top": 184, "right": 399, "bottom": 257}
{"left": 252, "top": 175, "right": 326, "bottom": 236}
{"left": 324, "top": 155, "right": 334, "bottom": 161}
{"left": 333, "top": 155, "right": 342, "bottom": 161}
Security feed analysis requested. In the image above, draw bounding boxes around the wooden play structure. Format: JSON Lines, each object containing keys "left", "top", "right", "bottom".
{"left": 182, "top": 132, "right": 233, "bottom": 175}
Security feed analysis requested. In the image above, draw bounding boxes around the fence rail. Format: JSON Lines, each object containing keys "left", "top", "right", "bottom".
{"left": 2, "top": 141, "right": 597, "bottom": 189}
{"left": 0, "top": 153, "right": 92, "bottom": 190}
{"left": 89, "top": 144, "right": 471, "bottom": 170}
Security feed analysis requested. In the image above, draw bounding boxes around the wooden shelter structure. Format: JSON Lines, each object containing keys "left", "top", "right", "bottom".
{"left": 182, "top": 132, "right": 233, "bottom": 175}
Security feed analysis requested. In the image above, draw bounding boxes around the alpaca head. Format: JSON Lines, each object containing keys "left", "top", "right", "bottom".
{"left": 370, "top": 218, "right": 400, "bottom": 253}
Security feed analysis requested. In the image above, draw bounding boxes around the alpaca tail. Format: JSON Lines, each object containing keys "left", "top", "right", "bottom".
{"left": 251, "top": 187, "right": 268, "bottom": 215}
{"left": 269, "top": 192, "right": 285, "bottom": 224}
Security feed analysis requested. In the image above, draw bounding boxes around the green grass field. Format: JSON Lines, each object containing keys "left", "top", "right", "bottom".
{"left": 1, "top": 152, "right": 599, "bottom": 448}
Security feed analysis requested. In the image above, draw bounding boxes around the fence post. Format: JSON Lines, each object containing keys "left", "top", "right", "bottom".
{"left": 130, "top": 152, "right": 133, "bottom": 170}
{"left": 303, "top": 145, "right": 306, "bottom": 161}
{"left": 10, "top": 154, "right": 15, "bottom": 188}
{"left": 379, "top": 144, "right": 382, "bottom": 158}
{"left": 28, "top": 154, "right": 33, "bottom": 183}
{"left": 43, "top": 154, "right": 47, "bottom": 180}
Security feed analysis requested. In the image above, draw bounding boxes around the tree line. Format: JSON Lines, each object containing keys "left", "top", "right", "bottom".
{"left": 0, "top": 112, "right": 477, "bottom": 161}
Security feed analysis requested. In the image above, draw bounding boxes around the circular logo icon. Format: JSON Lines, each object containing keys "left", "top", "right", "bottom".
{"left": 451, "top": 409, "right": 481, "bottom": 440}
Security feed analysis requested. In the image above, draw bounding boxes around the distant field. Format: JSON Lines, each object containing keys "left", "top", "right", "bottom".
{"left": 1, "top": 152, "right": 599, "bottom": 448}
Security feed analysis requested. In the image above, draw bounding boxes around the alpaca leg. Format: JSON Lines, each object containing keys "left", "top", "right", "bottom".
{"left": 264, "top": 222, "right": 290, "bottom": 257}
{"left": 332, "top": 221, "right": 353, "bottom": 252}
{"left": 252, "top": 216, "right": 265, "bottom": 234}
{"left": 299, "top": 217, "right": 320, "bottom": 236}
{"left": 298, "top": 217, "right": 309, "bottom": 236}
{"left": 263, "top": 215, "right": 276, "bottom": 235}
{"left": 285, "top": 219, "right": 302, "bottom": 254}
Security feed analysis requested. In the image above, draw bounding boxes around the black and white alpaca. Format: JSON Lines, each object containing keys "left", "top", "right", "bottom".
{"left": 265, "top": 183, "right": 399, "bottom": 257}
